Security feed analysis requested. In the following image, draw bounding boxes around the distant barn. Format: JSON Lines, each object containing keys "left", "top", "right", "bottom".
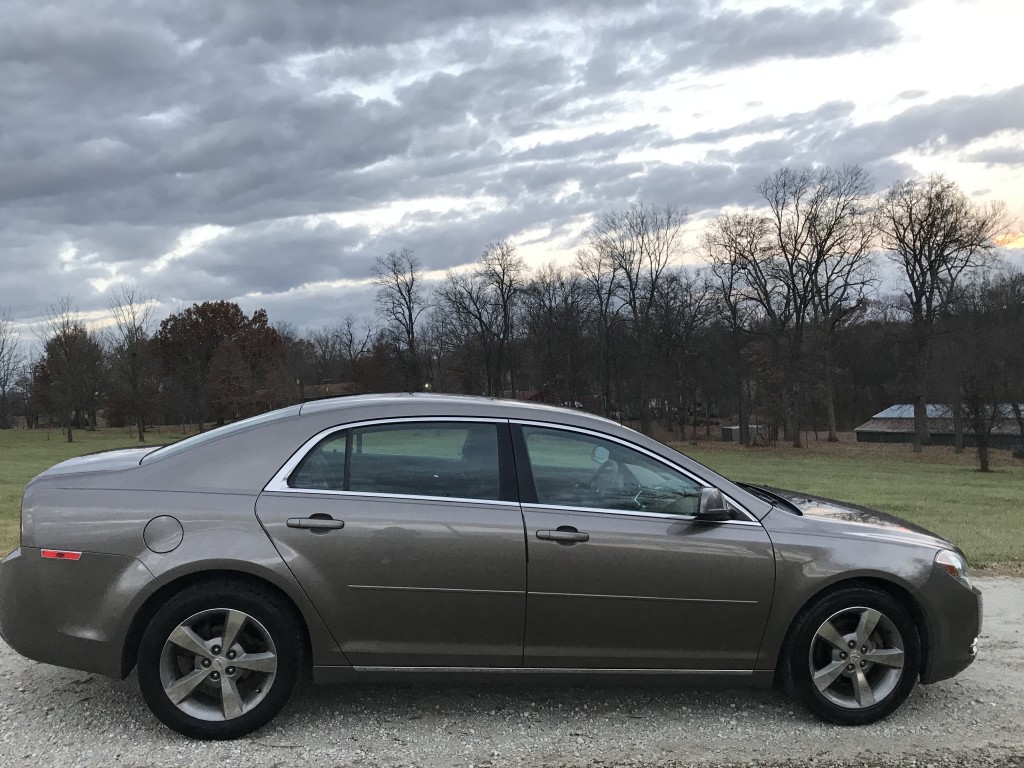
{"left": 855, "top": 404, "right": 1024, "bottom": 451}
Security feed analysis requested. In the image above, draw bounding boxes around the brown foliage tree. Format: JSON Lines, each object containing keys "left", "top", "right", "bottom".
{"left": 155, "top": 301, "right": 286, "bottom": 429}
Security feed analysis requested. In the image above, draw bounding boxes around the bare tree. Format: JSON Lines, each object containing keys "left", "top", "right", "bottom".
{"left": 334, "top": 315, "right": 373, "bottom": 380}
{"left": 877, "top": 174, "right": 1006, "bottom": 451}
{"left": 993, "top": 272, "right": 1024, "bottom": 453}
{"left": 373, "top": 248, "right": 428, "bottom": 389}
{"left": 586, "top": 203, "right": 686, "bottom": 434}
{"left": 704, "top": 212, "right": 775, "bottom": 442}
{"left": 522, "top": 263, "right": 593, "bottom": 405}
{"left": 274, "top": 321, "right": 313, "bottom": 402}
{"left": 16, "top": 355, "right": 39, "bottom": 429}
{"left": 575, "top": 243, "right": 622, "bottom": 417}
{"left": 437, "top": 270, "right": 499, "bottom": 395}
{"left": 943, "top": 276, "right": 1021, "bottom": 471}
{"left": 806, "top": 165, "right": 877, "bottom": 441}
{"left": 420, "top": 308, "right": 458, "bottom": 393}
{"left": 757, "top": 167, "right": 834, "bottom": 447}
{"left": 307, "top": 326, "right": 342, "bottom": 384}
{"left": 713, "top": 166, "right": 877, "bottom": 447}
{"left": 108, "top": 285, "right": 156, "bottom": 441}
{"left": 651, "top": 267, "right": 716, "bottom": 437}
{"left": 704, "top": 205, "right": 800, "bottom": 441}
{"left": 479, "top": 240, "right": 527, "bottom": 394}
{"left": 0, "top": 309, "right": 23, "bottom": 428}
{"left": 435, "top": 240, "right": 527, "bottom": 396}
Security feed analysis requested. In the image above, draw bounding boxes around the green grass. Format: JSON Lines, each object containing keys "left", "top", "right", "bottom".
{"left": 678, "top": 437, "right": 1024, "bottom": 570}
{"left": 1, "top": 427, "right": 1021, "bottom": 570}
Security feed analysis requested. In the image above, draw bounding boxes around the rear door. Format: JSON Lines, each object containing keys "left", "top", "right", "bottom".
{"left": 513, "top": 423, "right": 775, "bottom": 670}
{"left": 256, "top": 419, "right": 526, "bottom": 668}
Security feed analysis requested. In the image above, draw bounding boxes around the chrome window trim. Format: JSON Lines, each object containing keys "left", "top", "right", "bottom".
{"left": 263, "top": 487, "right": 521, "bottom": 507}
{"left": 511, "top": 419, "right": 759, "bottom": 523}
{"left": 519, "top": 501, "right": 762, "bottom": 526}
{"left": 263, "top": 416, "right": 507, "bottom": 500}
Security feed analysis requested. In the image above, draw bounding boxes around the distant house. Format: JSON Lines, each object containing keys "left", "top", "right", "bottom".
{"left": 854, "top": 404, "right": 1024, "bottom": 451}
{"left": 720, "top": 425, "right": 768, "bottom": 443}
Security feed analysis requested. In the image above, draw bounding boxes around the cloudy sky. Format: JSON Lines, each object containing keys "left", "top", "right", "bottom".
{"left": 2, "top": 0, "right": 1023, "bottom": 333}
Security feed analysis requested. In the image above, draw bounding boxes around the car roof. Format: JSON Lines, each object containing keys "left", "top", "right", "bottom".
{"left": 298, "top": 392, "right": 617, "bottom": 425}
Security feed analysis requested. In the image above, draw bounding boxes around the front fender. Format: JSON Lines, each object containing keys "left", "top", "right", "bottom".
{"left": 757, "top": 511, "right": 937, "bottom": 673}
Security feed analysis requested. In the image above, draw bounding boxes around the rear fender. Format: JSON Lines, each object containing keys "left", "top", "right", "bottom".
{"left": 135, "top": 527, "right": 349, "bottom": 669}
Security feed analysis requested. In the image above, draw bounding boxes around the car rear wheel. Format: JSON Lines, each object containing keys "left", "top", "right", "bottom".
{"left": 784, "top": 585, "right": 920, "bottom": 725}
{"left": 137, "top": 581, "right": 302, "bottom": 739}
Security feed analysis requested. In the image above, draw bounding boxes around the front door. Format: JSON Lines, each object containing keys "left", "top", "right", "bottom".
{"left": 256, "top": 419, "right": 526, "bottom": 668}
{"left": 514, "top": 424, "right": 775, "bottom": 670}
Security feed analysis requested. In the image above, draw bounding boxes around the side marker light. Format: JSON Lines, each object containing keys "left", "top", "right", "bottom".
{"left": 41, "top": 549, "right": 82, "bottom": 561}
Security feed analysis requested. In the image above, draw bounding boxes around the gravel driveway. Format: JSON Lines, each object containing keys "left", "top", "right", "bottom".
{"left": 1, "top": 577, "right": 1021, "bottom": 768}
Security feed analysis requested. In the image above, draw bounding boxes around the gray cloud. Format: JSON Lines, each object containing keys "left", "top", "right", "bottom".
{"left": 965, "top": 146, "right": 1024, "bottom": 167}
{"left": 683, "top": 86, "right": 1024, "bottom": 190}
{"left": 588, "top": 1, "right": 904, "bottom": 88}
{"left": 835, "top": 85, "right": 1024, "bottom": 160}
{"left": 149, "top": 219, "right": 374, "bottom": 302}
{"left": 684, "top": 101, "right": 856, "bottom": 143}
{"left": 0, "top": 0, "right": 1018, "bottom": 333}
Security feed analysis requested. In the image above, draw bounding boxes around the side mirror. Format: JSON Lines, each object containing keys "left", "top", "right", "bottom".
{"left": 591, "top": 446, "right": 610, "bottom": 464}
{"left": 697, "top": 487, "right": 732, "bottom": 522}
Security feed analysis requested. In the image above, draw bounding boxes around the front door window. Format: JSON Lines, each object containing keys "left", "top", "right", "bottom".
{"left": 521, "top": 425, "right": 705, "bottom": 516}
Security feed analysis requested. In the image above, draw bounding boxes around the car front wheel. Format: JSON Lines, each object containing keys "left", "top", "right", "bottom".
{"left": 785, "top": 585, "right": 921, "bottom": 725}
{"left": 137, "top": 581, "right": 303, "bottom": 739}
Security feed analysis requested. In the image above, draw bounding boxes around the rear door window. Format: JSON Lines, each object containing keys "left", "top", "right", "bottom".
{"left": 289, "top": 421, "right": 502, "bottom": 501}
{"left": 288, "top": 431, "right": 347, "bottom": 490}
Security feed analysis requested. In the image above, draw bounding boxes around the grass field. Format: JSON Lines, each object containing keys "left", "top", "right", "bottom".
{"left": 0, "top": 427, "right": 1021, "bottom": 570}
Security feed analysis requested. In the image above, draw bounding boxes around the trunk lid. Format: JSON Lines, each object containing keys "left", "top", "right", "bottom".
{"left": 33, "top": 448, "right": 157, "bottom": 482}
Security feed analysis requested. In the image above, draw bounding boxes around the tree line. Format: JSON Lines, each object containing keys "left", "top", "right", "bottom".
{"left": 0, "top": 166, "right": 1020, "bottom": 470}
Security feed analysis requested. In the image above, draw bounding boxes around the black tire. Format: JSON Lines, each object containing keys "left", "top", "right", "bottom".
{"left": 783, "top": 585, "right": 921, "bottom": 725}
{"left": 137, "top": 580, "right": 304, "bottom": 739}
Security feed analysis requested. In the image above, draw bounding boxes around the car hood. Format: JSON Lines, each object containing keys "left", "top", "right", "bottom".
{"left": 33, "top": 447, "right": 157, "bottom": 482}
{"left": 752, "top": 485, "right": 953, "bottom": 550}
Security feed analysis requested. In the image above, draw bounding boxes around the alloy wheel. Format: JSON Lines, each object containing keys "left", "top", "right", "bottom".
{"left": 159, "top": 608, "right": 278, "bottom": 722}
{"left": 808, "top": 605, "right": 906, "bottom": 709}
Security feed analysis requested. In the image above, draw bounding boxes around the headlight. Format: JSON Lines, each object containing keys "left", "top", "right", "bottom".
{"left": 936, "top": 550, "right": 972, "bottom": 589}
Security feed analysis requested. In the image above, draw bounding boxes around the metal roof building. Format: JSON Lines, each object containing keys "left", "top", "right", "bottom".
{"left": 855, "top": 404, "right": 1024, "bottom": 450}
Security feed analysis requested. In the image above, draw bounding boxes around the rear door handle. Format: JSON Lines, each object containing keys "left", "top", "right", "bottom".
{"left": 287, "top": 516, "right": 345, "bottom": 531}
{"left": 536, "top": 528, "right": 589, "bottom": 544}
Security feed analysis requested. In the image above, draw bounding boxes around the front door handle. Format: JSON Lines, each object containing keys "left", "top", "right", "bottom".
{"left": 287, "top": 515, "right": 345, "bottom": 532}
{"left": 536, "top": 527, "right": 589, "bottom": 544}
